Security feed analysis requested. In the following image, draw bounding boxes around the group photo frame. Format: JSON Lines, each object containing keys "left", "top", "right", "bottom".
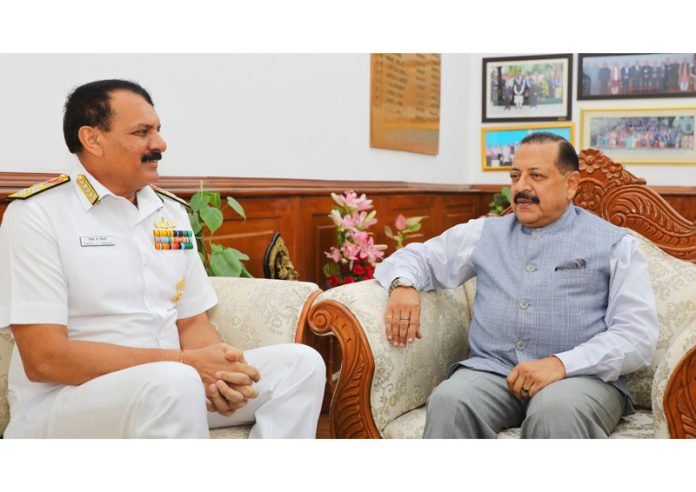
{"left": 578, "top": 53, "right": 696, "bottom": 101}
{"left": 481, "top": 122, "right": 575, "bottom": 171}
{"left": 482, "top": 53, "right": 573, "bottom": 123}
{"left": 580, "top": 106, "right": 696, "bottom": 165}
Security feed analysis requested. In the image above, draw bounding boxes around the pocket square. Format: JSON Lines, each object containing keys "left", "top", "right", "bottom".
{"left": 554, "top": 258, "right": 587, "bottom": 271}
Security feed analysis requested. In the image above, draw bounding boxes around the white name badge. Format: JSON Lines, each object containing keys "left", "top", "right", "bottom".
{"left": 80, "top": 235, "right": 115, "bottom": 247}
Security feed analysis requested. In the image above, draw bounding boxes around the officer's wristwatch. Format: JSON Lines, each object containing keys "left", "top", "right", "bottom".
{"left": 388, "top": 277, "right": 414, "bottom": 295}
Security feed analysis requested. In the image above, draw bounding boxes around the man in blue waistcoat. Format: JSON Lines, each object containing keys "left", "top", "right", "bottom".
{"left": 374, "top": 132, "right": 658, "bottom": 438}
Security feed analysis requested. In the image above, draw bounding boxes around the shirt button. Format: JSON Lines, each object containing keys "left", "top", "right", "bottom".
{"left": 519, "top": 300, "right": 529, "bottom": 309}
{"left": 516, "top": 341, "right": 525, "bottom": 350}
{"left": 526, "top": 264, "right": 536, "bottom": 272}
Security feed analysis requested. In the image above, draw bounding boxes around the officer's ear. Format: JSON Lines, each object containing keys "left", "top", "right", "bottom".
{"left": 78, "top": 126, "right": 105, "bottom": 157}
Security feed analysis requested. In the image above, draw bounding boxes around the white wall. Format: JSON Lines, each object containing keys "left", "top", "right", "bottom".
{"left": 0, "top": 53, "right": 470, "bottom": 184}
{"left": 466, "top": 54, "right": 696, "bottom": 186}
{"left": 1, "top": 53, "right": 693, "bottom": 186}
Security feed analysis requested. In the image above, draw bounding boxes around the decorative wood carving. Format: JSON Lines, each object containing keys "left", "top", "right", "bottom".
{"left": 664, "top": 345, "right": 696, "bottom": 439}
{"left": 577, "top": 149, "right": 696, "bottom": 263}
{"left": 307, "top": 300, "right": 381, "bottom": 439}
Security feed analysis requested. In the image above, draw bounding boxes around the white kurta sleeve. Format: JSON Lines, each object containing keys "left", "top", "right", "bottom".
{"left": 374, "top": 217, "right": 486, "bottom": 292}
{"left": 0, "top": 200, "right": 69, "bottom": 327}
{"left": 554, "top": 234, "right": 659, "bottom": 381}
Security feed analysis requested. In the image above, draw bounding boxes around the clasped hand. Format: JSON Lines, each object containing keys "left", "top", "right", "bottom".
{"left": 186, "top": 343, "right": 261, "bottom": 416}
{"left": 506, "top": 356, "right": 566, "bottom": 399}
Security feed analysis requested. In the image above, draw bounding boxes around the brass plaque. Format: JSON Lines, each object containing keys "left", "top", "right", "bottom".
{"left": 370, "top": 53, "right": 441, "bottom": 155}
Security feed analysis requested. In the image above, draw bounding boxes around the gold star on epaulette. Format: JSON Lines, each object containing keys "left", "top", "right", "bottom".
{"left": 8, "top": 174, "right": 70, "bottom": 200}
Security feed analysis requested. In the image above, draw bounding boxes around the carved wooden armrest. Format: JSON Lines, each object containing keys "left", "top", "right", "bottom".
{"left": 662, "top": 325, "right": 696, "bottom": 438}
{"left": 307, "top": 299, "right": 381, "bottom": 438}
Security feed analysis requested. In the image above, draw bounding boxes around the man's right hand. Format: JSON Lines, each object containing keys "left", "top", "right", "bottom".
{"left": 184, "top": 343, "right": 260, "bottom": 416}
{"left": 385, "top": 287, "right": 421, "bottom": 348}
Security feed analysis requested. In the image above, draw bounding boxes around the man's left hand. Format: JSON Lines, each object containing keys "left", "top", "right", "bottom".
{"left": 506, "top": 356, "right": 566, "bottom": 399}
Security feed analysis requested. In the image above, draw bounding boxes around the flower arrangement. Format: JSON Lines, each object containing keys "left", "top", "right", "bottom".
{"left": 384, "top": 214, "right": 425, "bottom": 250}
{"left": 323, "top": 191, "right": 387, "bottom": 287}
{"left": 488, "top": 186, "right": 511, "bottom": 215}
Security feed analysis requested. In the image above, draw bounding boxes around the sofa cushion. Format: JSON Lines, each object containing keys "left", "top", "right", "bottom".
{"left": 625, "top": 232, "right": 696, "bottom": 410}
{"left": 210, "top": 425, "right": 252, "bottom": 438}
{"left": 207, "top": 277, "right": 318, "bottom": 350}
{"left": 381, "top": 406, "right": 654, "bottom": 439}
{"left": 0, "top": 328, "right": 14, "bottom": 436}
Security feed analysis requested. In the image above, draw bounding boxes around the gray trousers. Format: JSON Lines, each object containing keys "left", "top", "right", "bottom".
{"left": 423, "top": 367, "right": 627, "bottom": 439}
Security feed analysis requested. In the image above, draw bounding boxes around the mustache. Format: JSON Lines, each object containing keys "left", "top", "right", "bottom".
{"left": 141, "top": 151, "right": 162, "bottom": 162}
{"left": 514, "top": 192, "right": 540, "bottom": 204}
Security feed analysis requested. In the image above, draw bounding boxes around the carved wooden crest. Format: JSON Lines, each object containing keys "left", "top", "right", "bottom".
{"left": 577, "top": 149, "right": 696, "bottom": 264}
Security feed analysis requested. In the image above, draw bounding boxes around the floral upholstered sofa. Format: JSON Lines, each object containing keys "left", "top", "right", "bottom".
{"left": 0, "top": 277, "right": 321, "bottom": 438}
{"left": 308, "top": 150, "right": 696, "bottom": 439}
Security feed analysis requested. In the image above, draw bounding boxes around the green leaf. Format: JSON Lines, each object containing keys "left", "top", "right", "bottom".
{"left": 209, "top": 192, "right": 221, "bottom": 210}
{"left": 189, "top": 212, "right": 202, "bottom": 235}
{"left": 501, "top": 186, "right": 512, "bottom": 202}
{"left": 190, "top": 192, "right": 210, "bottom": 212}
{"left": 198, "top": 251, "right": 206, "bottom": 265}
{"left": 405, "top": 216, "right": 424, "bottom": 227}
{"left": 407, "top": 223, "right": 422, "bottom": 233}
{"left": 227, "top": 196, "right": 247, "bottom": 221}
{"left": 240, "top": 265, "right": 253, "bottom": 278}
{"left": 210, "top": 250, "right": 240, "bottom": 276}
{"left": 223, "top": 247, "right": 249, "bottom": 263}
{"left": 323, "top": 262, "right": 340, "bottom": 277}
{"left": 200, "top": 205, "right": 224, "bottom": 234}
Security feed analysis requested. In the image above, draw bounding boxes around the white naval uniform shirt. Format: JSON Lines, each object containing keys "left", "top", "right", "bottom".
{"left": 0, "top": 163, "right": 217, "bottom": 429}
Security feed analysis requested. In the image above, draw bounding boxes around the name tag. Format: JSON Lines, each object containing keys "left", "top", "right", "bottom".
{"left": 80, "top": 235, "right": 115, "bottom": 247}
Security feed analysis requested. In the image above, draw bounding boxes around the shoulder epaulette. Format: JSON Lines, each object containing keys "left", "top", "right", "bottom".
{"left": 151, "top": 185, "right": 191, "bottom": 209}
{"left": 8, "top": 174, "right": 70, "bottom": 200}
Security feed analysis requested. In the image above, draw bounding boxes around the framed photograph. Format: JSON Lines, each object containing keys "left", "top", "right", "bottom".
{"left": 578, "top": 53, "right": 696, "bottom": 100}
{"left": 482, "top": 53, "right": 573, "bottom": 123}
{"left": 580, "top": 106, "right": 696, "bottom": 165}
{"left": 481, "top": 122, "right": 575, "bottom": 171}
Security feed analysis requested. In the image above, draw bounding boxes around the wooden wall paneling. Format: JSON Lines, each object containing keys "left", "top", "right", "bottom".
{"left": 442, "top": 194, "right": 480, "bottom": 230}
{"left": 208, "top": 197, "right": 296, "bottom": 279}
{"left": 302, "top": 196, "right": 339, "bottom": 288}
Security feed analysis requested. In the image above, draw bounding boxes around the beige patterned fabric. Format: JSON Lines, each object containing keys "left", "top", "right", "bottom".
{"left": 0, "top": 329, "right": 13, "bottom": 436}
{"left": 383, "top": 406, "right": 655, "bottom": 439}
{"left": 315, "top": 280, "right": 471, "bottom": 433}
{"left": 207, "top": 277, "right": 319, "bottom": 350}
{"left": 651, "top": 326, "right": 696, "bottom": 438}
{"left": 210, "top": 425, "right": 253, "bottom": 439}
{"left": 624, "top": 232, "right": 696, "bottom": 414}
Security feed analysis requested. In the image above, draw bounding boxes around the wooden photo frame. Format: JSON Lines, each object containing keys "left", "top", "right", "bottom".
{"left": 580, "top": 106, "right": 696, "bottom": 165}
{"left": 482, "top": 53, "right": 572, "bottom": 123}
{"left": 481, "top": 122, "right": 575, "bottom": 171}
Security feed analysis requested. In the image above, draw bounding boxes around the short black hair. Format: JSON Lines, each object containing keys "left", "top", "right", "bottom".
{"left": 519, "top": 132, "right": 579, "bottom": 174}
{"left": 63, "top": 79, "right": 154, "bottom": 154}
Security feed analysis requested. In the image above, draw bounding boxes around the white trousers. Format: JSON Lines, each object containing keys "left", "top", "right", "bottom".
{"left": 8, "top": 343, "right": 325, "bottom": 438}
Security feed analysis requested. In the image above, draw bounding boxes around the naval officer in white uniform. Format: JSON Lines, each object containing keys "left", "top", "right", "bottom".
{"left": 0, "top": 79, "right": 325, "bottom": 438}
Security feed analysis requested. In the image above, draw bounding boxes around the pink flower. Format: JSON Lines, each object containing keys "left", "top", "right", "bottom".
{"left": 329, "top": 209, "right": 343, "bottom": 227}
{"left": 341, "top": 242, "right": 361, "bottom": 264}
{"left": 355, "top": 211, "right": 377, "bottom": 230}
{"left": 395, "top": 214, "right": 407, "bottom": 231}
{"left": 324, "top": 247, "right": 342, "bottom": 263}
{"left": 331, "top": 191, "right": 373, "bottom": 212}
